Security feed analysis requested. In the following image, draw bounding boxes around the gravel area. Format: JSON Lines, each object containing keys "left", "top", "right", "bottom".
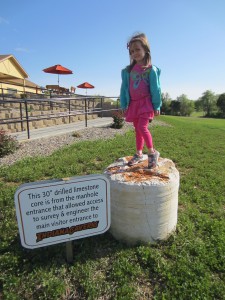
{"left": 0, "top": 120, "right": 169, "bottom": 167}
{"left": 0, "top": 123, "right": 132, "bottom": 166}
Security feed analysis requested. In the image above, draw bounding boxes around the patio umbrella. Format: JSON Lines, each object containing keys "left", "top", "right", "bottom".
{"left": 43, "top": 64, "right": 73, "bottom": 86}
{"left": 77, "top": 82, "right": 94, "bottom": 95}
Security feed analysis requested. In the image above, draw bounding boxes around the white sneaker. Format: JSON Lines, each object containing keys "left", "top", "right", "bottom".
{"left": 148, "top": 150, "right": 160, "bottom": 169}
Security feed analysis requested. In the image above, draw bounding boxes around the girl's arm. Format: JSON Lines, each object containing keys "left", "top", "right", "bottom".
{"left": 120, "top": 69, "right": 129, "bottom": 110}
{"left": 150, "top": 66, "right": 162, "bottom": 111}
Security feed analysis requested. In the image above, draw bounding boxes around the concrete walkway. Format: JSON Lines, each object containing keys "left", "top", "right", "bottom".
{"left": 10, "top": 117, "right": 112, "bottom": 141}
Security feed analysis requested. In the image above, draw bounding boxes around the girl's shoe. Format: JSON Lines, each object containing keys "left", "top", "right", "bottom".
{"left": 148, "top": 150, "right": 160, "bottom": 169}
{"left": 128, "top": 154, "right": 144, "bottom": 166}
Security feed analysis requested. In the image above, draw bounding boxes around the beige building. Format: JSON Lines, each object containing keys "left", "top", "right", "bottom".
{"left": 0, "top": 54, "right": 41, "bottom": 95}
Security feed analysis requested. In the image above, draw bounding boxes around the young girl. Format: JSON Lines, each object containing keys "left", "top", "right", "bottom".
{"left": 120, "top": 33, "right": 162, "bottom": 169}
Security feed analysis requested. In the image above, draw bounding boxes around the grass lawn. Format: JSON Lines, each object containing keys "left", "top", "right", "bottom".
{"left": 190, "top": 111, "right": 205, "bottom": 117}
{"left": 0, "top": 116, "right": 224, "bottom": 299}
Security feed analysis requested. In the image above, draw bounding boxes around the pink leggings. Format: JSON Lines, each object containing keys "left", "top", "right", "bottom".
{"left": 133, "top": 117, "right": 153, "bottom": 151}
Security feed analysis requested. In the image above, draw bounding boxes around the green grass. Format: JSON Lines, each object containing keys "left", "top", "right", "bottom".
{"left": 190, "top": 111, "right": 205, "bottom": 117}
{"left": 0, "top": 116, "right": 224, "bottom": 299}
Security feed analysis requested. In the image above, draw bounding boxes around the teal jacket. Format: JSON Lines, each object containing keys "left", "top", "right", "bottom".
{"left": 120, "top": 65, "right": 162, "bottom": 110}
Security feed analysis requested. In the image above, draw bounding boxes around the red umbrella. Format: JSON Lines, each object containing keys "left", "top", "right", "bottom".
{"left": 43, "top": 64, "right": 73, "bottom": 86}
{"left": 77, "top": 82, "right": 94, "bottom": 95}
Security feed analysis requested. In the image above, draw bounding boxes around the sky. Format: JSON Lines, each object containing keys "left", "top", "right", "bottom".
{"left": 1, "top": 0, "right": 225, "bottom": 100}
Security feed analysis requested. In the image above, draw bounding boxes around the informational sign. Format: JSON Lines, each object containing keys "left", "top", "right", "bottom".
{"left": 14, "top": 175, "right": 110, "bottom": 249}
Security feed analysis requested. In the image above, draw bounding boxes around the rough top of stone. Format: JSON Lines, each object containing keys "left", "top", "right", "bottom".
{"left": 104, "top": 156, "right": 179, "bottom": 186}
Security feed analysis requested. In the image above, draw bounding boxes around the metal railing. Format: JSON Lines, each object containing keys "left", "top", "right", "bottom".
{"left": 0, "top": 95, "right": 120, "bottom": 139}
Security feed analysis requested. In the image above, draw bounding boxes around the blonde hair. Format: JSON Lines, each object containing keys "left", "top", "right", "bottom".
{"left": 127, "top": 33, "right": 151, "bottom": 72}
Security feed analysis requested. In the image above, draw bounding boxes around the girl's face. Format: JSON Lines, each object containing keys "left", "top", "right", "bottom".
{"left": 129, "top": 41, "right": 146, "bottom": 64}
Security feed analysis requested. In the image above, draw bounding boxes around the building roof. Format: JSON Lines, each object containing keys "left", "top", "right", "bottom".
{"left": 0, "top": 54, "right": 40, "bottom": 89}
{"left": 0, "top": 54, "right": 28, "bottom": 79}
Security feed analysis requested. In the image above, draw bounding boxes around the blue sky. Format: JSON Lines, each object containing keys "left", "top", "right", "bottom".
{"left": 1, "top": 0, "right": 225, "bottom": 99}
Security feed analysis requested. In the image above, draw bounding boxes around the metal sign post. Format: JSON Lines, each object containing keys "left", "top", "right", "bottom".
{"left": 66, "top": 241, "right": 73, "bottom": 263}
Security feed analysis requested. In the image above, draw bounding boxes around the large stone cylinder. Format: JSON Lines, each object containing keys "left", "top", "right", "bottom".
{"left": 104, "top": 155, "right": 179, "bottom": 245}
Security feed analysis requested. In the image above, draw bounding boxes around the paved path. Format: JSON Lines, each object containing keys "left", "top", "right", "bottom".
{"left": 10, "top": 117, "right": 112, "bottom": 141}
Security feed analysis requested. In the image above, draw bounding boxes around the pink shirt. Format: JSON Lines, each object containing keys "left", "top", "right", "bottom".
{"left": 129, "top": 64, "right": 151, "bottom": 100}
{"left": 125, "top": 64, "right": 154, "bottom": 122}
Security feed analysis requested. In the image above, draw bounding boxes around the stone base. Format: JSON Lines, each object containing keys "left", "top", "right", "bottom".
{"left": 104, "top": 156, "right": 180, "bottom": 245}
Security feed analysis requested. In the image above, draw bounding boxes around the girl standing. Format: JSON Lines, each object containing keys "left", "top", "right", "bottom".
{"left": 120, "top": 33, "right": 162, "bottom": 169}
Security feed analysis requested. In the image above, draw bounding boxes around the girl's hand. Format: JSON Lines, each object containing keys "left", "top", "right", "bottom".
{"left": 154, "top": 110, "right": 160, "bottom": 116}
{"left": 121, "top": 109, "right": 127, "bottom": 117}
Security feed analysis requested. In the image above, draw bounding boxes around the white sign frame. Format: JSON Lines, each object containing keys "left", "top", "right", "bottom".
{"left": 14, "top": 175, "right": 110, "bottom": 249}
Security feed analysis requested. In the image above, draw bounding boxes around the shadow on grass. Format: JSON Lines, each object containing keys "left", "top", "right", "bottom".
{"left": 2, "top": 231, "right": 134, "bottom": 271}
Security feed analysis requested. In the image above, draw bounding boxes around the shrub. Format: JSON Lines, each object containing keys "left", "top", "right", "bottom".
{"left": 72, "top": 131, "right": 82, "bottom": 138}
{"left": 111, "top": 111, "right": 125, "bottom": 129}
{"left": 0, "top": 130, "right": 20, "bottom": 158}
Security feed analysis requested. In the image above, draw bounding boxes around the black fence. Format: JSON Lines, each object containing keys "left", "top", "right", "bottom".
{"left": 0, "top": 95, "right": 120, "bottom": 139}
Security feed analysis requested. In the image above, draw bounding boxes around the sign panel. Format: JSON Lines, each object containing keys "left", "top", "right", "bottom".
{"left": 14, "top": 175, "right": 110, "bottom": 249}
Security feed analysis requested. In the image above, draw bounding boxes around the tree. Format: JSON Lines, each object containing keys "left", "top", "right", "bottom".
{"left": 217, "top": 93, "right": 225, "bottom": 115}
{"left": 200, "top": 90, "right": 217, "bottom": 116}
{"left": 177, "top": 94, "right": 194, "bottom": 116}
{"left": 195, "top": 98, "right": 204, "bottom": 112}
{"left": 161, "top": 92, "right": 171, "bottom": 102}
{"left": 161, "top": 92, "right": 172, "bottom": 114}
{"left": 170, "top": 100, "right": 180, "bottom": 115}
